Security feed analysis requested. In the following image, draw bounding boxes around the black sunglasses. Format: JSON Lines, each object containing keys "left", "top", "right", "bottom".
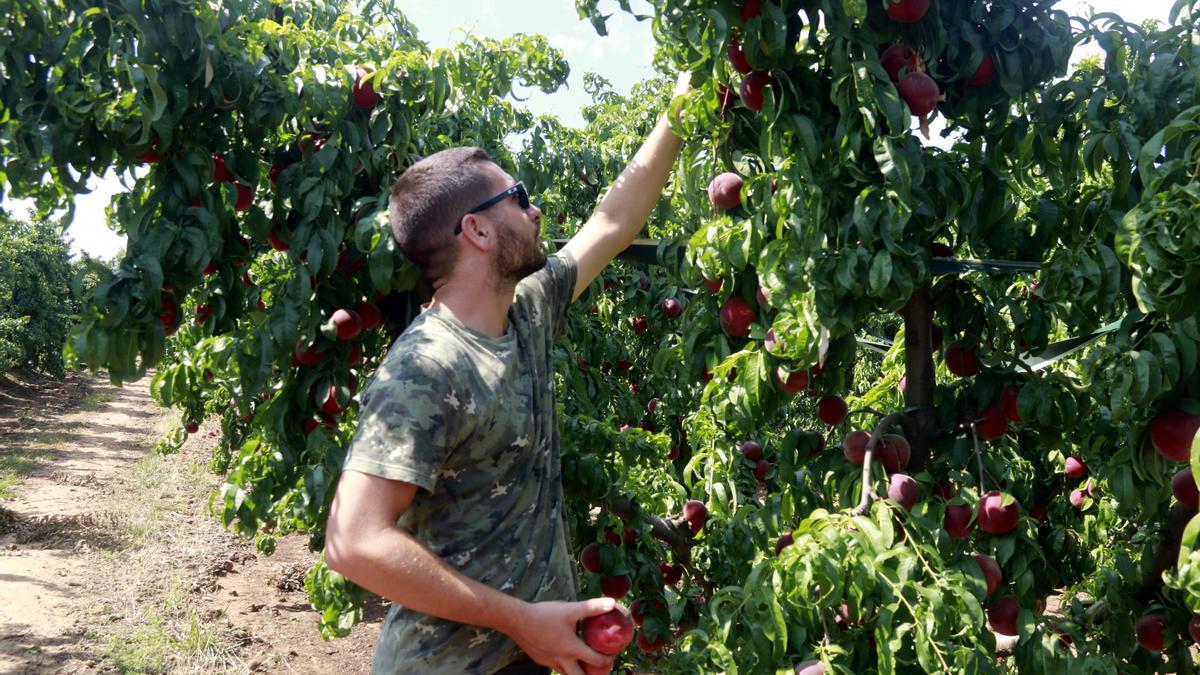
{"left": 455, "top": 182, "right": 530, "bottom": 235}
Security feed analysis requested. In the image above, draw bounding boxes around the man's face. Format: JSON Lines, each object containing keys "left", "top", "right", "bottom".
{"left": 481, "top": 165, "right": 546, "bottom": 283}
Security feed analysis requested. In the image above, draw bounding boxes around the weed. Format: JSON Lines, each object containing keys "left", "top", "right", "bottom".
{"left": 77, "top": 392, "right": 114, "bottom": 412}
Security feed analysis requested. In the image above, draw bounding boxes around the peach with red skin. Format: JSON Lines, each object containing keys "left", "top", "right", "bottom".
{"left": 842, "top": 430, "right": 871, "bottom": 465}
{"left": 1150, "top": 409, "right": 1200, "bottom": 462}
{"left": 775, "top": 531, "right": 794, "bottom": 555}
{"left": 1065, "top": 456, "right": 1087, "bottom": 479}
{"left": 945, "top": 343, "right": 981, "bottom": 376}
{"left": 352, "top": 67, "right": 382, "bottom": 110}
{"left": 740, "top": 440, "right": 762, "bottom": 460}
{"left": 211, "top": 154, "right": 234, "bottom": 182}
{"left": 661, "top": 297, "right": 683, "bottom": 317}
{"left": 880, "top": 43, "right": 918, "bottom": 82}
{"left": 817, "top": 395, "right": 848, "bottom": 426}
{"left": 332, "top": 308, "right": 362, "bottom": 340}
{"left": 886, "top": 0, "right": 930, "bottom": 23}
{"left": 753, "top": 459, "right": 774, "bottom": 482}
{"left": 684, "top": 500, "right": 707, "bottom": 533}
{"left": 1173, "top": 468, "right": 1200, "bottom": 507}
{"left": 1069, "top": 487, "right": 1087, "bottom": 509}
{"left": 267, "top": 230, "right": 289, "bottom": 251}
{"left": 319, "top": 383, "right": 343, "bottom": 416}
{"left": 581, "top": 606, "right": 634, "bottom": 655}
{"left": 600, "top": 574, "right": 632, "bottom": 600}
{"left": 659, "top": 563, "right": 682, "bottom": 585}
{"left": 975, "top": 402, "right": 1008, "bottom": 441}
{"left": 1002, "top": 385, "right": 1022, "bottom": 423}
{"left": 728, "top": 37, "right": 752, "bottom": 74}
{"left": 977, "top": 491, "right": 1021, "bottom": 534}
{"left": 898, "top": 72, "right": 940, "bottom": 117}
{"left": 988, "top": 596, "right": 1020, "bottom": 636}
{"left": 295, "top": 339, "right": 325, "bottom": 366}
{"left": 719, "top": 296, "right": 756, "bottom": 337}
{"left": 944, "top": 503, "right": 974, "bottom": 538}
{"left": 740, "top": 71, "right": 771, "bottom": 111}
{"left": 972, "top": 553, "right": 1003, "bottom": 595}
{"left": 967, "top": 54, "right": 997, "bottom": 85}
{"left": 775, "top": 367, "right": 808, "bottom": 394}
{"left": 355, "top": 301, "right": 383, "bottom": 330}
{"left": 878, "top": 434, "right": 911, "bottom": 472}
{"left": 1135, "top": 613, "right": 1166, "bottom": 651}
{"left": 580, "top": 543, "right": 602, "bottom": 574}
{"left": 888, "top": 473, "right": 920, "bottom": 509}
{"left": 636, "top": 630, "right": 665, "bottom": 654}
{"left": 707, "top": 172, "right": 744, "bottom": 209}
{"left": 234, "top": 183, "right": 254, "bottom": 211}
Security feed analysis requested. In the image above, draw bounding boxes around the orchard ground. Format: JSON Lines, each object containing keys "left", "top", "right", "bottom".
{"left": 0, "top": 370, "right": 383, "bottom": 673}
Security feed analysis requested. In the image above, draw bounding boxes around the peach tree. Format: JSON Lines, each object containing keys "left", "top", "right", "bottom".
{"left": 1, "top": 0, "right": 572, "bottom": 635}
{"left": 553, "top": 0, "right": 1200, "bottom": 672}
{"left": 6, "top": 0, "right": 1200, "bottom": 671}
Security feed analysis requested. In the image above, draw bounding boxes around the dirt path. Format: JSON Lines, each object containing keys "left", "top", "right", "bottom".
{"left": 0, "top": 371, "right": 382, "bottom": 673}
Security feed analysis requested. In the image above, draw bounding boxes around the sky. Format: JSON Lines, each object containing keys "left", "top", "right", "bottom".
{"left": 1, "top": 0, "right": 1181, "bottom": 261}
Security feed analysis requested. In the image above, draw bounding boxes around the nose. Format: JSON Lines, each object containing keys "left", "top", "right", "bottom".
{"left": 529, "top": 203, "right": 542, "bottom": 229}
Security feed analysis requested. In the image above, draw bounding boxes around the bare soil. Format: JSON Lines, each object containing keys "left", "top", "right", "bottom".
{"left": 0, "top": 370, "right": 383, "bottom": 674}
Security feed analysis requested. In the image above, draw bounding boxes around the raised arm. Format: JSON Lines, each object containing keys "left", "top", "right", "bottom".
{"left": 326, "top": 471, "right": 617, "bottom": 675}
{"left": 561, "top": 73, "right": 692, "bottom": 302}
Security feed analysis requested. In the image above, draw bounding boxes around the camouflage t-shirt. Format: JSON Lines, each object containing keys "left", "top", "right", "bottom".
{"left": 343, "top": 250, "right": 580, "bottom": 674}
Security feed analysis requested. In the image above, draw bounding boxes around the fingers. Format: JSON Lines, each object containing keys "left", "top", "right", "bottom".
{"left": 673, "top": 71, "right": 693, "bottom": 96}
{"left": 574, "top": 597, "right": 617, "bottom": 620}
{"left": 576, "top": 644, "right": 614, "bottom": 668}
{"left": 557, "top": 659, "right": 586, "bottom": 675}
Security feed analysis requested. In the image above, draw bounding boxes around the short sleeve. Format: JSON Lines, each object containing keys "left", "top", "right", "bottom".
{"left": 516, "top": 250, "right": 578, "bottom": 338}
{"left": 342, "top": 352, "right": 461, "bottom": 493}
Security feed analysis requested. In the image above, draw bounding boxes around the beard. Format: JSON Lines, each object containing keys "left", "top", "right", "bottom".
{"left": 496, "top": 223, "right": 547, "bottom": 283}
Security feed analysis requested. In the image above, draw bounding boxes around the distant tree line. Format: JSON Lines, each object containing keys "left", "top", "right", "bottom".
{"left": 0, "top": 209, "right": 116, "bottom": 376}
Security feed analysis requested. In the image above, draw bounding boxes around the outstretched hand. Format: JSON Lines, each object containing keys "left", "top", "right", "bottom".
{"left": 506, "top": 597, "right": 619, "bottom": 675}
{"left": 672, "top": 71, "right": 694, "bottom": 98}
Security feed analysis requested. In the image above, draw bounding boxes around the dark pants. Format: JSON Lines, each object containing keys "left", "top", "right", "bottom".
{"left": 493, "top": 656, "right": 550, "bottom": 675}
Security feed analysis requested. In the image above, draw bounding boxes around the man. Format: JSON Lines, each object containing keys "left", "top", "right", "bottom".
{"left": 325, "top": 73, "right": 691, "bottom": 675}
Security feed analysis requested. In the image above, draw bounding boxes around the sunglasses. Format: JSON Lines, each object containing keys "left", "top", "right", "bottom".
{"left": 455, "top": 182, "right": 531, "bottom": 235}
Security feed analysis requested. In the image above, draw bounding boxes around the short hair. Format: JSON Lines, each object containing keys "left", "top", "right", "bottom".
{"left": 388, "top": 147, "right": 495, "bottom": 283}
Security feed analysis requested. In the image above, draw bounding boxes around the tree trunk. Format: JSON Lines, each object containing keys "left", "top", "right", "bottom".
{"left": 900, "top": 286, "right": 940, "bottom": 471}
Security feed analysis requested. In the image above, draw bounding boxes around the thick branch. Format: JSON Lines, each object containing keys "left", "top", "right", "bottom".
{"left": 851, "top": 412, "right": 915, "bottom": 515}
{"left": 900, "top": 287, "right": 940, "bottom": 472}
{"left": 606, "top": 494, "right": 693, "bottom": 555}
{"left": 606, "top": 494, "right": 716, "bottom": 596}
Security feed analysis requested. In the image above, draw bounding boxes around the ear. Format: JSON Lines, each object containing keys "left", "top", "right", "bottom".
{"left": 459, "top": 213, "right": 493, "bottom": 250}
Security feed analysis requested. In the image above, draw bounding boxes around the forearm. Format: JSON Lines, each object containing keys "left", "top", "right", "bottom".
{"left": 591, "top": 110, "right": 684, "bottom": 242}
{"left": 329, "top": 525, "right": 526, "bottom": 637}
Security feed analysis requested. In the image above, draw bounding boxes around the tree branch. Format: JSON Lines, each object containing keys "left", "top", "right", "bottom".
{"left": 900, "top": 287, "right": 940, "bottom": 472}
{"left": 851, "top": 412, "right": 915, "bottom": 515}
{"left": 606, "top": 494, "right": 693, "bottom": 557}
{"left": 994, "top": 503, "right": 1197, "bottom": 657}
{"left": 847, "top": 406, "right": 885, "bottom": 420}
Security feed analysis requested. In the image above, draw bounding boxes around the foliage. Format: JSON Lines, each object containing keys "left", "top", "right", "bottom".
{"left": 6, "top": 0, "right": 1200, "bottom": 672}
{"left": 0, "top": 210, "right": 81, "bottom": 375}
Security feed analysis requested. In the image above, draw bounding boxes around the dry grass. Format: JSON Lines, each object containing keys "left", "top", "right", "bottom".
{"left": 84, "top": 433, "right": 252, "bottom": 672}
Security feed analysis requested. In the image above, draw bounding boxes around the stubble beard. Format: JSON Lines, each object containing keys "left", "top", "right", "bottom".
{"left": 496, "top": 224, "right": 547, "bottom": 283}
